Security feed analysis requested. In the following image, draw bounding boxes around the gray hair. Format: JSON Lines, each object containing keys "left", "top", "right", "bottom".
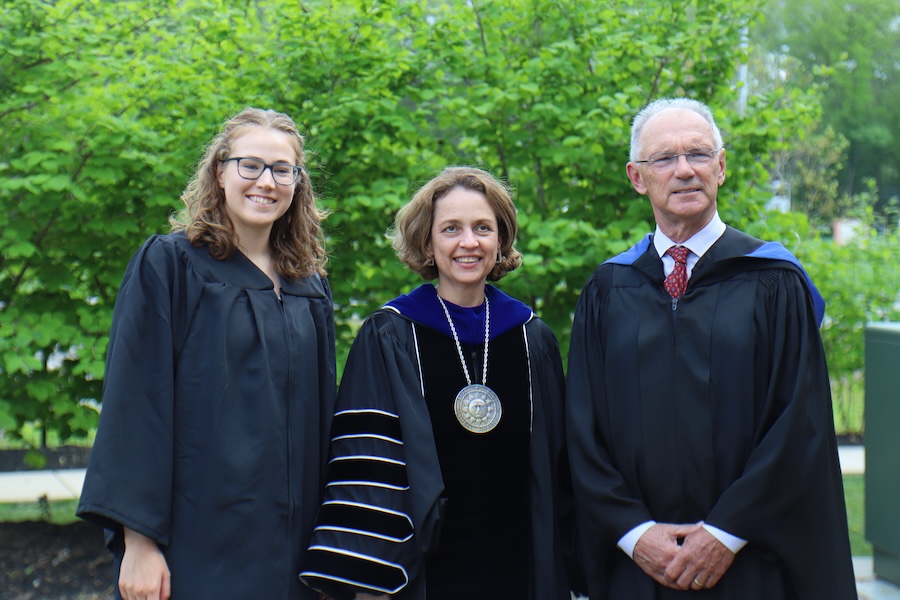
{"left": 629, "top": 98, "right": 724, "bottom": 162}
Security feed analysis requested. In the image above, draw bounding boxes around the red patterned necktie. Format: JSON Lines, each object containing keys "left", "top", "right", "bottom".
{"left": 664, "top": 246, "right": 690, "bottom": 299}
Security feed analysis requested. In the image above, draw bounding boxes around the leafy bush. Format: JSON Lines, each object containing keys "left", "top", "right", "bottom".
{"left": 0, "top": 0, "right": 853, "bottom": 445}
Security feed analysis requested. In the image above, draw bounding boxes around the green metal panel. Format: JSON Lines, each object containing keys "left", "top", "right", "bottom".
{"left": 865, "top": 322, "right": 900, "bottom": 586}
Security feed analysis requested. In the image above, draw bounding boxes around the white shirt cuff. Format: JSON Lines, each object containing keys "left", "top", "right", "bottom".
{"left": 617, "top": 521, "right": 656, "bottom": 559}
{"left": 703, "top": 524, "right": 747, "bottom": 553}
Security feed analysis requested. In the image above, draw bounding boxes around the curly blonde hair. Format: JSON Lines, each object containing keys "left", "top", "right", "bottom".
{"left": 390, "top": 166, "right": 522, "bottom": 281}
{"left": 171, "top": 107, "right": 327, "bottom": 278}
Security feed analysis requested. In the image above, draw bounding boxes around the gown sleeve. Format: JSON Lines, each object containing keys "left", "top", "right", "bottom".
{"left": 565, "top": 271, "right": 655, "bottom": 580}
{"left": 527, "top": 320, "right": 586, "bottom": 596}
{"left": 703, "top": 267, "right": 856, "bottom": 598}
{"left": 77, "top": 235, "right": 198, "bottom": 546}
{"left": 300, "top": 311, "right": 443, "bottom": 600}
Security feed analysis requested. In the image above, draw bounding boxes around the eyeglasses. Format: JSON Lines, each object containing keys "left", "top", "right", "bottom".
{"left": 221, "top": 157, "right": 303, "bottom": 186}
{"left": 633, "top": 148, "right": 722, "bottom": 172}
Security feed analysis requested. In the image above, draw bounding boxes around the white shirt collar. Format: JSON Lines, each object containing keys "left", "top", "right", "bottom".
{"left": 653, "top": 212, "right": 726, "bottom": 260}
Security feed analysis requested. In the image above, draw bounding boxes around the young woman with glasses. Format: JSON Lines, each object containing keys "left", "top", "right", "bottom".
{"left": 78, "top": 107, "right": 336, "bottom": 600}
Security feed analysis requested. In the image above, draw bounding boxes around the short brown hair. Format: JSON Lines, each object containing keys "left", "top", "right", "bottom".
{"left": 391, "top": 166, "right": 522, "bottom": 281}
{"left": 171, "top": 107, "right": 328, "bottom": 278}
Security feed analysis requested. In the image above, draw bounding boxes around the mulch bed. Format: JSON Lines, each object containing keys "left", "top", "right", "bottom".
{"left": 1, "top": 446, "right": 114, "bottom": 599}
{"left": 0, "top": 520, "right": 114, "bottom": 600}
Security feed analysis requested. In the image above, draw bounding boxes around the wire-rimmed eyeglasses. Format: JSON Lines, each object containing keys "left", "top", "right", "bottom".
{"left": 633, "top": 148, "right": 723, "bottom": 172}
{"left": 221, "top": 157, "right": 303, "bottom": 186}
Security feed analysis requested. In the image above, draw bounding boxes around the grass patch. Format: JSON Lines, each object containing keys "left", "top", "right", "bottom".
{"left": 844, "top": 474, "right": 871, "bottom": 556}
{"left": 832, "top": 376, "right": 865, "bottom": 438}
{"left": 0, "top": 498, "right": 80, "bottom": 525}
{"left": 0, "top": 425, "right": 95, "bottom": 450}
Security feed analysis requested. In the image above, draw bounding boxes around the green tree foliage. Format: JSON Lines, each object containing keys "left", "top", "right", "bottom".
{"left": 768, "top": 124, "right": 865, "bottom": 234}
{"left": 796, "top": 230, "right": 900, "bottom": 435}
{"left": 0, "top": 0, "right": 261, "bottom": 453}
{"left": 1, "top": 0, "right": 824, "bottom": 446}
{"left": 758, "top": 0, "right": 900, "bottom": 214}
{"left": 277, "top": 0, "right": 819, "bottom": 356}
{"left": 1, "top": 1, "right": 168, "bottom": 450}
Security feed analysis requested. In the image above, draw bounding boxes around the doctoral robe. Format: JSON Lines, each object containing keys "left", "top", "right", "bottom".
{"left": 77, "top": 232, "right": 336, "bottom": 599}
{"left": 300, "top": 284, "right": 579, "bottom": 599}
{"left": 567, "top": 226, "right": 856, "bottom": 599}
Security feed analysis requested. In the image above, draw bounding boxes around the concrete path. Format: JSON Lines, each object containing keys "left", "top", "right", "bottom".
{"left": 856, "top": 557, "right": 900, "bottom": 600}
{"left": 0, "top": 468, "right": 85, "bottom": 503}
{"left": 841, "top": 444, "right": 865, "bottom": 475}
{"left": 1, "top": 445, "right": 898, "bottom": 598}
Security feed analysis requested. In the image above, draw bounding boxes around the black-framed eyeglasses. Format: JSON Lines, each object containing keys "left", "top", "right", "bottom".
{"left": 221, "top": 157, "right": 303, "bottom": 186}
{"left": 633, "top": 148, "right": 723, "bottom": 172}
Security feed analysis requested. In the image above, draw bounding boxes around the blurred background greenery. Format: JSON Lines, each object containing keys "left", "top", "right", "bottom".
{"left": 2, "top": 0, "right": 898, "bottom": 455}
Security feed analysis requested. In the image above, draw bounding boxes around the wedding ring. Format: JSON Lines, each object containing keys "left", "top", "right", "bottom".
{"left": 693, "top": 578, "right": 704, "bottom": 588}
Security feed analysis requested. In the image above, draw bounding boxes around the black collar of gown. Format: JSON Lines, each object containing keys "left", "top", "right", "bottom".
{"left": 170, "top": 231, "right": 327, "bottom": 299}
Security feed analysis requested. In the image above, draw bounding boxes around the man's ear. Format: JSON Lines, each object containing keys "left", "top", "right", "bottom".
{"left": 717, "top": 149, "right": 727, "bottom": 186}
{"left": 626, "top": 162, "right": 648, "bottom": 195}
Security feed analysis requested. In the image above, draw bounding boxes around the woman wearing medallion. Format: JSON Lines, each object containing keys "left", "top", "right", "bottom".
{"left": 300, "top": 167, "right": 580, "bottom": 599}
{"left": 77, "top": 108, "right": 336, "bottom": 600}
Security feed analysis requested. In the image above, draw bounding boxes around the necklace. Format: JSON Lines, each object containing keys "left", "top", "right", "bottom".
{"left": 436, "top": 292, "right": 502, "bottom": 434}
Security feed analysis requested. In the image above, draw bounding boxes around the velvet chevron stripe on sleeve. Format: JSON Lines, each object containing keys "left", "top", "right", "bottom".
{"left": 326, "top": 455, "right": 409, "bottom": 490}
{"left": 331, "top": 409, "right": 403, "bottom": 445}
{"left": 300, "top": 546, "right": 409, "bottom": 595}
{"left": 300, "top": 400, "right": 418, "bottom": 597}
{"left": 314, "top": 500, "right": 413, "bottom": 543}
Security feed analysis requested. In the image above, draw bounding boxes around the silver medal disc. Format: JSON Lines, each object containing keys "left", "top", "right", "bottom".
{"left": 453, "top": 384, "right": 502, "bottom": 433}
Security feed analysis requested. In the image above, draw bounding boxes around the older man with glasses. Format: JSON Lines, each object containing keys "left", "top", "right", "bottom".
{"left": 566, "top": 97, "right": 856, "bottom": 599}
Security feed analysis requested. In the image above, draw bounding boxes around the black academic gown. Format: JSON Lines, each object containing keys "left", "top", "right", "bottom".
{"left": 77, "top": 232, "right": 336, "bottom": 599}
{"left": 566, "top": 227, "right": 856, "bottom": 599}
{"left": 300, "top": 286, "right": 578, "bottom": 599}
